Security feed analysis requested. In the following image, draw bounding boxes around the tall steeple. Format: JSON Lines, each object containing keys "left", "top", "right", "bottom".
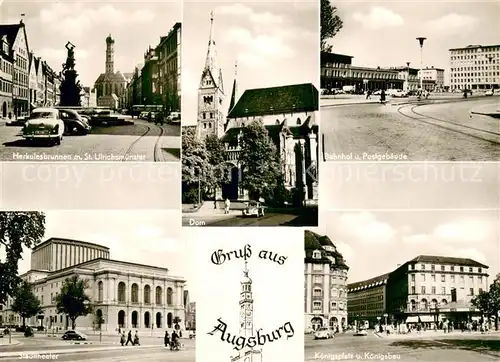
{"left": 239, "top": 260, "right": 253, "bottom": 338}
{"left": 228, "top": 61, "right": 238, "bottom": 113}
{"left": 201, "top": 10, "right": 223, "bottom": 92}
{"left": 105, "top": 34, "right": 115, "bottom": 75}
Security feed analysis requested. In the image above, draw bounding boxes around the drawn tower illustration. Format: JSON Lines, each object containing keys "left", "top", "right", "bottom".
{"left": 231, "top": 261, "right": 263, "bottom": 362}
{"left": 196, "top": 10, "right": 225, "bottom": 140}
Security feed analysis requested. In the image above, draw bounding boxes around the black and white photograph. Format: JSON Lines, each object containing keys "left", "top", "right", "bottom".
{"left": 304, "top": 209, "right": 500, "bottom": 362}
{"left": 321, "top": 0, "right": 500, "bottom": 162}
{"left": 181, "top": 1, "right": 319, "bottom": 227}
{"left": 186, "top": 228, "right": 303, "bottom": 362}
{"left": 0, "top": 1, "right": 181, "bottom": 162}
{"left": 0, "top": 211, "right": 195, "bottom": 362}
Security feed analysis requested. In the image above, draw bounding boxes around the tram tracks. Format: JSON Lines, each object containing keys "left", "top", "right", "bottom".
{"left": 122, "top": 123, "right": 165, "bottom": 162}
{"left": 396, "top": 104, "right": 500, "bottom": 146}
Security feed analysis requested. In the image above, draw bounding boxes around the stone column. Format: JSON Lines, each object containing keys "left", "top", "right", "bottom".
{"left": 299, "top": 139, "right": 307, "bottom": 203}
{"left": 308, "top": 132, "right": 318, "bottom": 200}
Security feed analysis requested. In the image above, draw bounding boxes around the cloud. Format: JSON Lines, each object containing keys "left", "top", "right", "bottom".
{"left": 352, "top": 7, "right": 404, "bottom": 30}
{"left": 336, "top": 212, "right": 396, "bottom": 244}
{"left": 336, "top": 242, "right": 354, "bottom": 265}
{"left": 217, "top": 4, "right": 284, "bottom": 25}
{"left": 133, "top": 224, "right": 164, "bottom": 239}
{"left": 38, "top": 3, "right": 156, "bottom": 38}
{"left": 424, "top": 13, "right": 478, "bottom": 36}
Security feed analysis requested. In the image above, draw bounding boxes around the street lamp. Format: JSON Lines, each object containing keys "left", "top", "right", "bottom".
{"left": 416, "top": 37, "right": 427, "bottom": 91}
{"left": 406, "top": 62, "right": 411, "bottom": 92}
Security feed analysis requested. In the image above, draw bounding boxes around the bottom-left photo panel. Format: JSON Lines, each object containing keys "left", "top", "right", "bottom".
{"left": 0, "top": 211, "right": 194, "bottom": 362}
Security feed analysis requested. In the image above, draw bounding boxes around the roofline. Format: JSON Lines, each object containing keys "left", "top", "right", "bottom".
{"left": 321, "top": 51, "right": 354, "bottom": 58}
{"left": 449, "top": 44, "right": 500, "bottom": 51}
{"left": 241, "top": 82, "right": 315, "bottom": 93}
{"left": 409, "top": 255, "right": 489, "bottom": 269}
{"left": 347, "top": 273, "right": 391, "bottom": 289}
{"left": 32, "top": 237, "right": 110, "bottom": 252}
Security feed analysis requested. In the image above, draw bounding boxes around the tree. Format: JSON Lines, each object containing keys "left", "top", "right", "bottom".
{"left": 321, "top": 0, "right": 343, "bottom": 52}
{"left": 55, "top": 276, "right": 93, "bottom": 330}
{"left": 205, "top": 134, "right": 231, "bottom": 196}
{"left": 0, "top": 212, "right": 46, "bottom": 305}
{"left": 239, "top": 120, "right": 281, "bottom": 201}
{"left": 11, "top": 281, "right": 42, "bottom": 327}
{"left": 472, "top": 275, "right": 500, "bottom": 330}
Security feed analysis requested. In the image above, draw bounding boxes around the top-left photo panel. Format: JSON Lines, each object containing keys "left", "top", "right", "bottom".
{"left": 0, "top": 0, "right": 181, "bottom": 162}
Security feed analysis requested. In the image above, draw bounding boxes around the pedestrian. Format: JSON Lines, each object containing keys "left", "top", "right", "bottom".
{"left": 380, "top": 89, "right": 386, "bottom": 104}
{"left": 164, "top": 331, "right": 170, "bottom": 347}
{"left": 125, "top": 330, "right": 133, "bottom": 345}
{"left": 147, "top": 111, "right": 152, "bottom": 122}
{"left": 120, "top": 332, "right": 126, "bottom": 346}
{"left": 8, "top": 112, "right": 11, "bottom": 120}
{"left": 134, "top": 330, "right": 140, "bottom": 346}
{"left": 224, "top": 198, "right": 230, "bottom": 214}
{"left": 366, "top": 90, "right": 371, "bottom": 99}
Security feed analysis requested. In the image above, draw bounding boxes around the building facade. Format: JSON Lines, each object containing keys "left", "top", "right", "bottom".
{"left": 1, "top": 238, "right": 187, "bottom": 334}
{"left": 304, "top": 231, "right": 349, "bottom": 332}
{"left": 419, "top": 66, "right": 445, "bottom": 91}
{"left": 449, "top": 44, "right": 500, "bottom": 90}
{"left": 386, "top": 255, "right": 489, "bottom": 325}
{"left": 321, "top": 52, "right": 403, "bottom": 92}
{"left": 94, "top": 35, "right": 127, "bottom": 109}
{"left": 141, "top": 47, "right": 161, "bottom": 106}
{"left": 347, "top": 274, "right": 389, "bottom": 328}
{"left": 0, "top": 33, "right": 14, "bottom": 118}
{"left": 156, "top": 22, "right": 181, "bottom": 113}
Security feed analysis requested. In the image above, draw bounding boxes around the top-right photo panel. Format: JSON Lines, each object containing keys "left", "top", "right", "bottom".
{"left": 321, "top": 1, "right": 500, "bottom": 162}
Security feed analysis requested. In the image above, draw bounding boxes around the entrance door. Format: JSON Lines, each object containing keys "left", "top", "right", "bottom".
{"left": 221, "top": 166, "right": 239, "bottom": 200}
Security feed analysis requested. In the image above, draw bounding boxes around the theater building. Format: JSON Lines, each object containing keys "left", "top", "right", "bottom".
{"left": 321, "top": 51, "right": 403, "bottom": 92}
{"left": 1, "top": 238, "right": 187, "bottom": 333}
{"left": 449, "top": 44, "right": 500, "bottom": 91}
{"left": 347, "top": 273, "right": 389, "bottom": 328}
{"left": 304, "top": 231, "right": 349, "bottom": 332}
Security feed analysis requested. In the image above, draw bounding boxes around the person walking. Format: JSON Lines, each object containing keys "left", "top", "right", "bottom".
{"left": 164, "top": 331, "right": 170, "bottom": 348}
{"left": 134, "top": 330, "right": 140, "bottom": 346}
{"left": 224, "top": 198, "right": 230, "bottom": 214}
{"left": 125, "top": 330, "right": 133, "bottom": 345}
{"left": 120, "top": 332, "right": 126, "bottom": 346}
{"left": 380, "top": 89, "right": 386, "bottom": 104}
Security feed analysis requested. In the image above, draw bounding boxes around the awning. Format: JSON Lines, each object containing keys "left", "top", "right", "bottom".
{"left": 406, "top": 316, "right": 419, "bottom": 323}
{"left": 419, "top": 316, "right": 435, "bottom": 323}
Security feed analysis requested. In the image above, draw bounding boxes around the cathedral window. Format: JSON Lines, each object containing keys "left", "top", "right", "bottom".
{"left": 209, "top": 122, "right": 212, "bottom": 128}
{"left": 203, "top": 123, "right": 207, "bottom": 129}
{"left": 210, "top": 112, "right": 213, "bottom": 118}
{"left": 203, "top": 113, "right": 206, "bottom": 119}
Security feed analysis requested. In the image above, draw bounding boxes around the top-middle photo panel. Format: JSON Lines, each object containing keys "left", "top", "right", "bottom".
{"left": 181, "top": 0, "right": 320, "bottom": 227}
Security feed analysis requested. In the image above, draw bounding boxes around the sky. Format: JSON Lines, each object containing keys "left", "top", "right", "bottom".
{"left": 182, "top": 0, "right": 319, "bottom": 125}
{"left": 328, "top": 0, "right": 500, "bottom": 85}
{"left": 0, "top": 210, "right": 195, "bottom": 301}
{"left": 0, "top": 0, "right": 181, "bottom": 87}
{"left": 311, "top": 210, "right": 500, "bottom": 285}
{"left": 185, "top": 228, "right": 303, "bottom": 362}
{"left": 320, "top": 162, "right": 500, "bottom": 210}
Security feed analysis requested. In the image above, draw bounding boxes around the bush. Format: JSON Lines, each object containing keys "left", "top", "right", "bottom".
{"left": 182, "top": 186, "right": 200, "bottom": 204}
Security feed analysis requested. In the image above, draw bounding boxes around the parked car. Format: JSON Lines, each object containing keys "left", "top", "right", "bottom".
{"left": 485, "top": 89, "right": 495, "bottom": 96}
{"left": 242, "top": 201, "right": 265, "bottom": 217}
{"left": 354, "top": 329, "right": 368, "bottom": 336}
{"left": 314, "top": 327, "right": 334, "bottom": 340}
{"left": 23, "top": 108, "right": 64, "bottom": 145}
{"left": 58, "top": 109, "right": 91, "bottom": 135}
{"left": 391, "top": 90, "right": 408, "bottom": 98}
{"left": 189, "top": 330, "right": 196, "bottom": 339}
{"left": 6, "top": 116, "right": 27, "bottom": 126}
{"left": 62, "top": 330, "right": 87, "bottom": 341}
{"left": 166, "top": 112, "right": 181, "bottom": 124}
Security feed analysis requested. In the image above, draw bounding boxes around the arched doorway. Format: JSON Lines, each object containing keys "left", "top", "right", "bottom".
{"left": 167, "top": 313, "right": 173, "bottom": 328}
{"left": 131, "top": 311, "right": 138, "bottom": 328}
{"left": 329, "top": 317, "right": 338, "bottom": 328}
{"left": 156, "top": 312, "right": 162, "bottom": 328}
{"left": 341, "top": 317, "right": 346, "bottom": 329}
{"left": 2, "top": 102, "right": 6, "bottom": 118}
{"left": 144, "top": 312, "right": 150, "bottom": 328}
{"left": 118, "top": 310, "right": 126, "bottom": 328}
{"left": 222, "top": 164, "right": 239, "bottom": 200}
{"left": 311, "top": 317, "right": 322, "bottom": 331}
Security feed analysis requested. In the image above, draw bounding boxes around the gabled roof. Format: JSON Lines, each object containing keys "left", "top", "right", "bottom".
{"left": 304, "top": 230, "right": 349, "bottom": 270}
{"left": 228, "top": 83, "right": 318, "bottom": 118}
{"left": 0, "top": 24, "right": 22, "bottom": 48}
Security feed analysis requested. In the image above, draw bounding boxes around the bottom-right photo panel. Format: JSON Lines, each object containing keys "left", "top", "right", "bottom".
{"left": 304, "top": 210, "right": 500, "bottom": 362}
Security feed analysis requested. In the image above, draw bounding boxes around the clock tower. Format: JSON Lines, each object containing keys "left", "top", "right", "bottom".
{"left": 231, "top": 261, "right": 262, "bottom": 362}
{"left": 196, "top": 10, "right": 225, "bottom": 140}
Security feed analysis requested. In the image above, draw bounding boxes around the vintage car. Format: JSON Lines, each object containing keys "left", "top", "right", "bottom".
{"left": 166, "top": 112, "right": 181, "bottom": 124}
{"left": 354, "top": 328, "right": 368, "bottom": 336}
{"left": 485, "top": 89, "right": 495, "bottom": 96}
{"left": 314, "top": 327, "right": 334, "bottom": 340}
{"left": 23, "top": 108, "right": 64, "bottom": 145}
{"left": 242, "top": 201, "right": 265, "bottom": 217}
{"left": 61, "top": 330, "right": 87, "bottom": 341}
{"left": 58, "top": 108, "right": 91, "bottom": 135}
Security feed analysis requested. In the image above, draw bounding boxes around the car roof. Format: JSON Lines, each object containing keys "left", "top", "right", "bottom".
{"left": 32, "top": 108, "right": 58, "bottom": 112}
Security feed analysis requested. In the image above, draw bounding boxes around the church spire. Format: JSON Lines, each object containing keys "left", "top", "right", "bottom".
{"left": 228, "top": 60, "right": 238, "bottom": 113}
{"left": 204, "top": 10, "right": 216, "bottom": 70}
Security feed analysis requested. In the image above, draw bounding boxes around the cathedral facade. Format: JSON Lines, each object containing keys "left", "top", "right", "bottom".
{"left": 94, "top": 35, "right": 127, "bottom": 109}
{"left": 194, "top": 13, "right": 319, "bottom": 205}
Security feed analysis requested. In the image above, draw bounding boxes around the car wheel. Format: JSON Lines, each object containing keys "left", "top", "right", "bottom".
{"left": 55, "top": 136, "right": 61, "bottom": 146}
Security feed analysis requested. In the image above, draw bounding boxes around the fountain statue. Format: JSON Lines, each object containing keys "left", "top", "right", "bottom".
{"left": 59, "top": 41, "right": 82, "bottom": 107}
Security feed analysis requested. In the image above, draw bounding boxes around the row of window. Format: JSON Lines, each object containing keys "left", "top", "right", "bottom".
{"left": 115, "top": 282, "right": 175, "bottom": 305}
{"left": 349, "top": 295, "right": 384, "bottom": 306}
{"left": 411, "top": 273, "right": 483, "bottom": 283}
{"left": 451, "top": 65, "right": 499, "bottom": 72}
{"left": 451, "top": 79, "right": 498, "bottom": 84}
{"left": 452, "top": 71, "right": 499, "bottom": 77}
{"left": 348, "top": 302, "right": 384, "bottom": 312}
{"left": 311, "top": 274, "right": 347, "bottom": 285}
{"left": 13, "top": 86, "right": 28, "bottom": 99}
{"left": 0, "top": 58, "right": 13, "bottom": 75}
{"left": 0, "top": 79, "right": 12, "bottom": 94}
{"left": 410, "top": 285, "right": 483, "bottom": 295}
{"left": 312, "top": 300, "right": 345, "bottom": 311}
{"left": 312, "top": 287, "right": 346, "bottom": 298}
{"left": 15, "top": 55, "right": 28, "bottom": 71}
{"left": 410, "top": 264, "right": 483, "bottom": 273}
{"left": 450, "top": 52, "right": 499, "bottom": 59}
{"left": 323, "top": 69, "right": 399, "bottom": 80}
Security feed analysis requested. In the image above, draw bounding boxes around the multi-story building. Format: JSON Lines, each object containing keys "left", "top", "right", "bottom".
{"left": 321, "top": 52, "right": 403, "bottom": 92}
{"left": 35, "top": 57, "right": 46, "bottom": 106}
{"left": 28, "top": 52, "right": 38, "bottom": 107}
{"left": 94, "top": 35, "right": 127, "bottom": 109}
{"left": 418, "top": 66, "right": 445, "bottom": 91}
{"left": 347, "top": 273, "right": 389, "bottom": 328}
{"left": 141, "top": 46, "right": 160, "bottom": 106}
{"left": 449, "top": 44, "right": 500, "bottom": 91}
{"left": 0, "top": 32, "right": 14, "bottom": 118}
{"left": 304, "top": 231, "right": 349, "bottom": 332}
{"left": 156, "top": 22, "right": 181, "bottom": 113}
{"left": 386, "top": 255, "right": 489, "bottom": 326}
{"left": 80, "top": 86, "right": 91, "bottom": 107}
{"left": 1, "top": 237, "right": 188, "bottom": 333}
{"left": 392, "top": 66, "right": 419, "bottom": 91}
{"left": 53, "top": 73, "right": 61, "bottom": 106}
{"left": 185, "top": 301, "right": 195, "bottom": 330}
{"left": 0, "top": 21, "right": 30, "bottom": 117}
{"left": 43, "top": 61, "right": 55, "bottom": 106}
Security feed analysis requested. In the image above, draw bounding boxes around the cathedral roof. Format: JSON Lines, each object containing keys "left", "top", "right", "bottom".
{"left": 94, "top": 71, "right": 127, "bottom": 84}
{"left": 289, "top": 116, "right": 318, "bottom": 137}
{"left": 221, "top": 122, "right": 292, "bottom": 144}
{"left": 0, "top": 23, "right": 22, "bottom": 49}
{"left": 227, "top": 83, "right": 319, "bottom": 118}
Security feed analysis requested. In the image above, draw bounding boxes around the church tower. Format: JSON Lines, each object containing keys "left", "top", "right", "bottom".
{"left": 105, "top": 34, "right": 114, "bottom": 75}
{"left": 196, "top": 10, "right": 225, "bottom": 140}
{"left": 228, "top": 61, "right": 238, "bottom": 114}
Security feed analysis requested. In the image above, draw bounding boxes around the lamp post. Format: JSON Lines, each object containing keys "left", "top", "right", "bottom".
{"left": 406, "top": 62, "right": 411, "bottom": 92}
{"left": 416, "top": 37, "right": 427, "bottom": 91}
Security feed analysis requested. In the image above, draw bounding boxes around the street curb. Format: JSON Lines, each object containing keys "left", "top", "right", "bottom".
{"left": 0, "top": 345, "right": 160, "bottom": 357}
{"left": 0, "top": 340, "right": 21, "bottom": 348}
{"left": 321, "top": 101, "right": 380, "bottom": 107}
{"left": 182, "top": 202, "right": 205, "bottom": 214}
